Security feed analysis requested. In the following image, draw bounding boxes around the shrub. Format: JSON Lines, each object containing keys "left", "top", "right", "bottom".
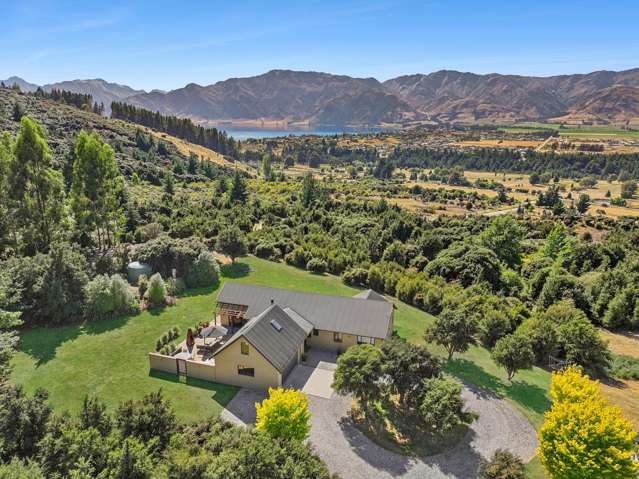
{"left": 0, "top": 458, "right": 46, "bottom": 479}
{"left": 137, "top": 274, "right": 148, "bottom": 298}
{"left": 341, "top": 268, "right": 369, "bottom": 287}
{"left": 556, "top": 317, "right": 611, "bottom": 373}
{"left": 147, "top": 273, "right": 166, "bottom": 307}
{"left": 215, "top": 227, "right": 248, "bottom": 263}
{"left": 84, "top": 274, "right": 137, "bottom": 320}
{"left": 306, "top": 258, "right": 327, "bottom": 274}
{"left": 165, "top": 277, "right": 186, "bottom": 296}
{"left": 537, "top": 273, "right": 591, "bottom": 317}
{"left": 425, "top": 242, "right": 502, "bottom": 290}
{"left": 609, "top": 354, "right": 639, "bottom": 380}
{"left": 5, "top": 245, "right": 89, "bottom": 326}
{"left": 479, "top": 449, "right": 525, "bottom": 479}
{"left": 83, "top": 275, "right": 113, "bottom": 319}
{"left": 478, "top": 310, "right": 512, "bottom": 348}
{"left": 602, "top": 287, "right": 639, "bottom": 330}
{"left": 254, "top": 242, "right": 278, "bottom": 260}
{"left": 418, "top": 376, "right": 468, "bottom": 433}
{"left": 135, "top": 235, "right": 208, "bottom": 277}
{"left": 284, "top": 247, "right": 313, "bottom": 268}
{"left": 255, "top": 388, "right": 311, "bottom": 442}
{"left": 184, "top": 251, "right": 220, "bottom": 289}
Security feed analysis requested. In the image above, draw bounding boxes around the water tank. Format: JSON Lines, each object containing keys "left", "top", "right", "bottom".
{"left": 127, "top": 261, "right": 152, "bottom": 284}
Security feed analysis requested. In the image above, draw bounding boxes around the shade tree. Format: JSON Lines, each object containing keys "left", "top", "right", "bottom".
{"left": 424, "top": 306, "right": 478, "bottom": 360}
{"left": 380, "top": 337, "right": 441, "bottom": 403}
{"left": 332, "top": 344, "right": 384, "bottom": 410}
{"left": 491, "top": 334, "right": 535, "bottom": 381}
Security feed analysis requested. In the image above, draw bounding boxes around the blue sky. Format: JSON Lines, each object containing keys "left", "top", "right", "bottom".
{"left": 2, "top": 0, "right": 638, "bottom": 91}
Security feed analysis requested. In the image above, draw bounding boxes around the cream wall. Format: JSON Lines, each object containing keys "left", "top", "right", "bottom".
{"left": 214, "top": 336, "right": 282, "bottom": 389}
{"left": 149, "top": 353, "right": 178, "bottom": 374}
{"left": 185, "top": 359, "right": 216, "bottom": 382}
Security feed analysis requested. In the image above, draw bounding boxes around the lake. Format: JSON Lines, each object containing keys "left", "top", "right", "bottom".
{"left": 220, "top": 126, "right": 396, "bottom": 140}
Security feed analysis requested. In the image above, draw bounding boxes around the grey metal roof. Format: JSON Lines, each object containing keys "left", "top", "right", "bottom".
{"left": 283, "top": 307, "right": 314, "bottom": 335}
{"left": 217, "top": 283, "right": 393, "bottom": 338}
{"left": 353, "top": 289, "right": 388, "bottom": 302}
{"left": 213, "top": 304, "right": 307, "bottom": 373}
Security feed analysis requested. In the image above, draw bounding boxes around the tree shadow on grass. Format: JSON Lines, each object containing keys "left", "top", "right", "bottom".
{"left": 220, "top": 262, "right": 251, "bottom": 279}
{"left": 338, "top": 411, "right": 482, "bottom": 478}
{"left": 445, "top": 358, "right": 550, "bottom": 417}
{"left": 18, "top": 314, "right": 132, "bottom": 368}
{"left": 177, "top": 282, "right": 220, "bottom": 299}
{"left": 148, "top": 369, "right": 238, "bottom": 408}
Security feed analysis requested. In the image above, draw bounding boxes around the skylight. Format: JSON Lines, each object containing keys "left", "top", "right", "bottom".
{"left": 270, "top": 319, "right": 283, "bottom": 331}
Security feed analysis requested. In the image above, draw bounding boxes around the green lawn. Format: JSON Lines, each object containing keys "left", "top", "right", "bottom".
{"left": 501, "top": 122, "right": 639, "bottom": 139}
{"left": 11, "top": 256, "right": 550, "bottom": 474}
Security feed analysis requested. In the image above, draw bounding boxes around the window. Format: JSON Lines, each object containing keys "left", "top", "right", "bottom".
{"left": 313, "top": 329, "right": 319, "bottom": 336}
{"left": 333, "top": 332, "right": 342, "bottom": 343}
{"left": 240, "top": 341, "right": 249, "bottom": 355}
{"left": 237, "top": 365, "right": 255, "bottom": 377}
{"left": 357, "top": 336, "right": 375, "bottom": 345}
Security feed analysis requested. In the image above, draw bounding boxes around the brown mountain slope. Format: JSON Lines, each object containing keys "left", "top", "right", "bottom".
{"left": 13, "top": 68, "right": 638, "bottom": 126}
{"left": 384, "top": 68, "right": 639, "bottom": 123}
{"left": 551, "top": 85, "right": 639, "bottom": 124}
{"left": 124, "top": 69, "right": 418, "bottom": 126}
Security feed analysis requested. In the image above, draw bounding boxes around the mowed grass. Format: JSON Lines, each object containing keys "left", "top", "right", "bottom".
{"left": 12, "top": 256, "right": 552, "bottom": 476}
{"left": 12, "top": 256, "right": 551, "bottom": 428}
{"left": 503, "top": 122, "right": 639, "bottom": 139}
{"left": 10, "top": 286, "right": 238, "bottom": 423}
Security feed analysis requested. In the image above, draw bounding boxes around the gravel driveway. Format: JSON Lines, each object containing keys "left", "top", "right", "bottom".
{"left": 221, "top": 382, "right": 538, "bottom": 479}
{"left": 308, "top": 384, "right": 538, "bottom": 479}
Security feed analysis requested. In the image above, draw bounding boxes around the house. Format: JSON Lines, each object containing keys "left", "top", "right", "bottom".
{"left": 149, "top": 283, "right": 394, "bottom": 390}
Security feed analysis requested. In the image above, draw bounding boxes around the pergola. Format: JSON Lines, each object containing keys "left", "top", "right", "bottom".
{"left": 215, "top": 302, "right": 248, "bottom": 327}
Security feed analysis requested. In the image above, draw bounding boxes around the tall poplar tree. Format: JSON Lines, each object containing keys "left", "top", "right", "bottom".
{"left": 9, "top": 117, "right": 65, "bottom": 254}
{"left": 70, "top": 130, "right": 122, "bottom": 251}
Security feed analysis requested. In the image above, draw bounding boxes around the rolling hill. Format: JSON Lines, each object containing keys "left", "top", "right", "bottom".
{"left": 0, "top": 86, "right": 232, "bottom": 183}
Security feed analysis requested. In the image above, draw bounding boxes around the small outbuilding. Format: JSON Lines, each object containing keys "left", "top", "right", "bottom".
{"left": 127, "top": 261, "right": 152, "bottom": 284}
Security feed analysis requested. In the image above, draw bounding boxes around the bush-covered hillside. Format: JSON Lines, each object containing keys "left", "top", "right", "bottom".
{"left": 0, "top": 87, "right": 233, "bottom": 185}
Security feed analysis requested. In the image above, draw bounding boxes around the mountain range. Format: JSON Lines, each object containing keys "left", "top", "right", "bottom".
{"left": 4, "top": 68, "right": 639, "bottom": 126}
{"left": 0, "top": 77, "right": 143, "bottom": 114}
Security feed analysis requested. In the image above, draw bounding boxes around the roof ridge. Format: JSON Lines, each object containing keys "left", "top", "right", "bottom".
{"left": 221, "top": 282, "right": 386, "bottom": 305}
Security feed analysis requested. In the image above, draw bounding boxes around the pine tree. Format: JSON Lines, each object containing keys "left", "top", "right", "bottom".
{"left": 12, "top": 102, "right": 24, "bottom": 122}
{"left": 229, "top": 168, "right": 247, "bottom": 203}
{"left": 301, "top": 173, "right": 316, "bottom": 207}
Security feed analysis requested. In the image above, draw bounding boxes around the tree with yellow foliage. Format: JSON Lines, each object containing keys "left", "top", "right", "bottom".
{"left": 538, "top": 366, "right": 638, "bottom": 479}
{"left": 255, "top": 387, "right": 311, "bottom": 442}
